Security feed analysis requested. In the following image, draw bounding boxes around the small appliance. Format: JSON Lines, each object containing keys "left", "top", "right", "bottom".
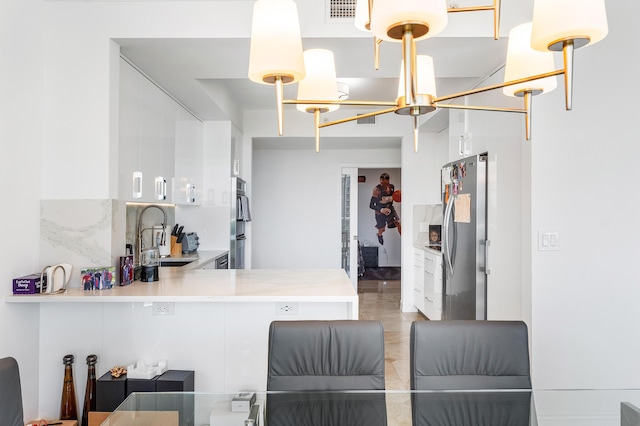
{"left": 140, "top": 247, "right": 159, "bottom": 282}
{"left": 182, "top": 232, "right": 200, "bottom": 254}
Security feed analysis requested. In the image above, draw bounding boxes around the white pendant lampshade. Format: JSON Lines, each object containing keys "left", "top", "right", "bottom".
{"left": 397, "top": 55, "right": 437, "bottom": 99}
{"left": 354, "top": 0, "right": 371, "bottom": 32}
{"left": 503, "top": 23, "right": 557, "bottom": 97}
{"left": 248, "top": 0, "right": 306, "bottom": 85}
{"left": 530, "top": 0, "right": 608, "bottom": 52}
{"left": 297, "top": 49, "right": 340, "bottom": 113}
{"left": 371, "top": 0, "right": 448, "bottom": 43}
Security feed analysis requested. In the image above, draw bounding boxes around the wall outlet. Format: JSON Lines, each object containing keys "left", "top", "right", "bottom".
{"left": 152, "top": 302, "right": 174, "bottom": 316}
{"left": 275, "top": 302, "right": 298, "bottom": 316}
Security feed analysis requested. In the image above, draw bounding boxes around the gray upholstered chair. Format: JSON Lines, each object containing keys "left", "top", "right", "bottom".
{"left": 0, "top": 357, "right": 24, "bottom": 426}
{"left": 267, "top": 320, "right": 386, "bottom": 391}
{"left": 410, "top": 320, "right": 531, "bottom": 390}
{"left": 266, "top": 320, "right": 387, "bottom": 426}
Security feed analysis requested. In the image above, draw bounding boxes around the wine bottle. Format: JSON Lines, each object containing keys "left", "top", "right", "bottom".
{"left": 81, "top": 354, "right": 97, "bottom": 426}
{"left": 60, "top": 354, "right": 78, "bottom": 421}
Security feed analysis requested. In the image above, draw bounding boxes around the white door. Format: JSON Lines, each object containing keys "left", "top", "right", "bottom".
{"left": 341, "top": 167, "right": 359, "bottom": 290}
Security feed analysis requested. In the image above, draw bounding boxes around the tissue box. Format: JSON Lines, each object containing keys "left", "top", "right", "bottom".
{"left": 13, "top": 274, "right": 42, "bottom": 295}
{"left": 231, "top": 393, "right": 256, "bottom": 412}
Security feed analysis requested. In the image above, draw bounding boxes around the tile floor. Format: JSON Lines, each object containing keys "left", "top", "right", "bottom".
{"left": 358, "top": 279, "right": 425, "bottom": 390}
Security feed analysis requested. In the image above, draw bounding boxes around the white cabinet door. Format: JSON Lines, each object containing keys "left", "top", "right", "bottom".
{"left": 413, "top": 248, "right": 425, "bottom": 313}
{"left": 423, "top": 248, "right": 443, "bottom": 320}
{"left": 173, "top": 108, "right": 203, "bottom": 205}
{"left": 119, "top": 59, "right": 176, "bottom": 202}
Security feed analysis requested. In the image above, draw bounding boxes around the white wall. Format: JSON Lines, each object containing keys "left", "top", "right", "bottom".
{"left": 530, "top": 1, "right": 640, "bottom": 389}
{"left": 0, "top": 0, "right": 44, "bottom": 420}
{"left": 252, "top": 148, "right": 401, "bottom": 269}
{"left": 400, "top": 129, "right": 449, "bottom": 311}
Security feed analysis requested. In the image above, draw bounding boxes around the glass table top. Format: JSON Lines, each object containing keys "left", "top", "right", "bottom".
{"left": 102, "top": 389, "right": 640, "bottom": 426}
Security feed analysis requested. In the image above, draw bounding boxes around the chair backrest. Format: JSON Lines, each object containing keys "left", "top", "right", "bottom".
{"left": 410, "top": 320, "right": 531, "bottom": 390}
{"left": 0, "top": 357, "right": 24, "bottom": 426}
{"left": 267, "top": 320, "right": 385, "bottom": 391}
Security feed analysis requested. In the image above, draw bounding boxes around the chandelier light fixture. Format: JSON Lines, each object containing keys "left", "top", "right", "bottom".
{"left": 248, "top": 0, "right": 608, "bottom": 152}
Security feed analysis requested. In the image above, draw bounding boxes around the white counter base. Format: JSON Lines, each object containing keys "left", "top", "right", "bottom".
{"left": 5, "top": 267, "right": 358, "bottom": 419}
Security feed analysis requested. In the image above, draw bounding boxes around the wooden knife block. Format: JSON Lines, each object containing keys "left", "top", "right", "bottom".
{"left": 170, "top": 236, "right": 182, "bottom": 257}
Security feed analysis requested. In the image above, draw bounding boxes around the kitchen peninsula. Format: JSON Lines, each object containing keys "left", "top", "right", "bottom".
{"left": 5, "top": 256, "right": 358, "bottom": 418}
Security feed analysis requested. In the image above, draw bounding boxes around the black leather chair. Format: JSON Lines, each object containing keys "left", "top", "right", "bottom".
{"left": 266, "top": 320, "right": 387, "bottom": 426}
{"left": 410, "top": 320, "right": 531, "bottom": 390}
{"left": 0, "top": 357, "right": 24, "bottom": 426}
{"left": 267, "top": 320, "right": 385, "bottom": 391}
{"left": 409, "top": 321, "right": 532, "bottom": 425}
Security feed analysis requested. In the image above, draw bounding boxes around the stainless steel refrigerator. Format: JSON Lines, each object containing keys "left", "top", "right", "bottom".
{"left": 441, "top": 153, "right": 488, "bottom": 320}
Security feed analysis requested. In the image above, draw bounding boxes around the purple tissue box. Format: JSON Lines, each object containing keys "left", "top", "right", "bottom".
{"left": 13, "top": 274, "right": 42, "bottom": 294}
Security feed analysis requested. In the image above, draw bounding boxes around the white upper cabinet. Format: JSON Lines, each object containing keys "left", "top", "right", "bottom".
{"left": 119, "top": 58, "right": 203, "bottom": 204}
{"left": 174, "top": 107, "right": 204, "bottom": 205}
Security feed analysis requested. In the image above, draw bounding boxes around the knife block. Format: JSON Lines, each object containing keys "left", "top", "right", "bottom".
{"left": 170, "top": 236, "right": 182, "bottom": 257}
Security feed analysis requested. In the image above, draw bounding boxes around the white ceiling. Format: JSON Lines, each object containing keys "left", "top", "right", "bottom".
{"left": 114, "top": 0, "right": 534, "bottom": 149}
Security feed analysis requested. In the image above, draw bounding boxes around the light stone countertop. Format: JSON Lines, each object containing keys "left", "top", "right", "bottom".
{"left": 5, "top": 257, "right": 357, "bottom": 304}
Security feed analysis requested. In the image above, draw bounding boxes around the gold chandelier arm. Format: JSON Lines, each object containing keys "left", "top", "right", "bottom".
{"left": 275, "top": 76, "right": 284, "bottom": 136}
{"left": 435, "top": 69, "right": 565, "bottom": 103}
{"left": 524, "top": 91, "right": 532, "bottom": 140}
{"left": 494, "top": 0, "right": 501, "bottom": 40}
{"left": 374, "top": 36, "right": 382, "bottom": 70}
{"left": 563, "top": 39, "right": 575, "bottom": 111}
{"left": 413, "top": 116, "right": 419, "bottom": 153}
{"left": 314, "top": 109, "right": 321, "bottom": 152}
{"left": 446, "top": 1, "right": 501, "bottom": 39}
{"left": 402, "top": 28, "right": 417, "bottom": 105}
{"left": 318, "top": 107, "right": 397, "bottom": 128}
{"left": 436, "top": 103, "right": 527, "bottom": 114}
{"left": 282, "top": 99, "right": 397, "bottom": 108}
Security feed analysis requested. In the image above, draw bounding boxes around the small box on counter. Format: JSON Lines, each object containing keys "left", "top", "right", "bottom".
{"left": 231, "top": 393, "right": 256, "bottom": 412}
{"left": 96, "top": 372, "right": 127, "bottom": 412}
{"left": 156, "top": 370, "right": 195, "bottom": 391}
{"left": 13, "top": 274, "right": 42, "bottom": 295}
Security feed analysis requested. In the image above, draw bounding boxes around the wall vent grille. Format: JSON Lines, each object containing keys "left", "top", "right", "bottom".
{"left": 328, "top": 0, "right": 357, "bottom": 20}
{"left": 357, "top": 114, "right": 377, "bottom": 125}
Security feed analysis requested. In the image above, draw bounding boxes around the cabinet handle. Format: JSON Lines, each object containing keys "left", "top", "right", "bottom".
{"left": 186, "top": 183, "right": 196, "bottom": 203}
{"left": 155, "top": 176, "right": 167, "bottom": 200}
{"left": 132, "top": 171, "right": 143, "bottom": 199}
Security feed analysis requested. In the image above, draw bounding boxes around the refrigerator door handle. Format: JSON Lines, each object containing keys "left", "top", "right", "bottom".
{"left": 443, "top": 194, "right": 455, "bottom": 278}
{"left": 485, "top": 239, "right": 492, "bottom": 275}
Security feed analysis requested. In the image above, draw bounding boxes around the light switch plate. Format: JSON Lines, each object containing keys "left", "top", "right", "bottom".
{"left": 538, "top": 231, "right": 560, "bottom": 251}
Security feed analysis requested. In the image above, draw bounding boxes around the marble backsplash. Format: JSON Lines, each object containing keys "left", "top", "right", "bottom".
{"left": 40, "top": 199, "right": 126, "bottom": 288}
{"left": 39, "top": 200, "right": 175, "bottom": 288}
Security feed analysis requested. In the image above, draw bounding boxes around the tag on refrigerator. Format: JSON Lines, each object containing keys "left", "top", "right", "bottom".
{"left": 454, "top": 193, "right": 471, "bottom": 223}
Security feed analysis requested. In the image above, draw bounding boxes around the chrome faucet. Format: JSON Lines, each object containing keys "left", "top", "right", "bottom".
{"left": 136, "top": 204, "right": 167, "bottom": 266}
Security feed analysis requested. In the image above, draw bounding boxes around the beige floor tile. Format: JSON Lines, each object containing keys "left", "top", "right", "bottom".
{"left": 359, "top": 277, "right": 425, "bottom": 390}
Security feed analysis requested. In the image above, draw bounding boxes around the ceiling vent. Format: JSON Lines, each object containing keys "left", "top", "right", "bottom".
{"left": 357, "top": 114, "right": 377, "bottom": 125}
{"left": 327, "top": 0, "right": 357, "bottom": 21}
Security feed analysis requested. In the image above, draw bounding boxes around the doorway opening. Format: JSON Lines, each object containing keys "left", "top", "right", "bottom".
{"left": 341, "top": 166, "right": 402, "bottom": 294}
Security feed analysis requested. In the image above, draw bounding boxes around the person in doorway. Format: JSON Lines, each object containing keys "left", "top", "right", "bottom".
{"left": 370, "top": 172, "right": 401, "bottom": 245}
